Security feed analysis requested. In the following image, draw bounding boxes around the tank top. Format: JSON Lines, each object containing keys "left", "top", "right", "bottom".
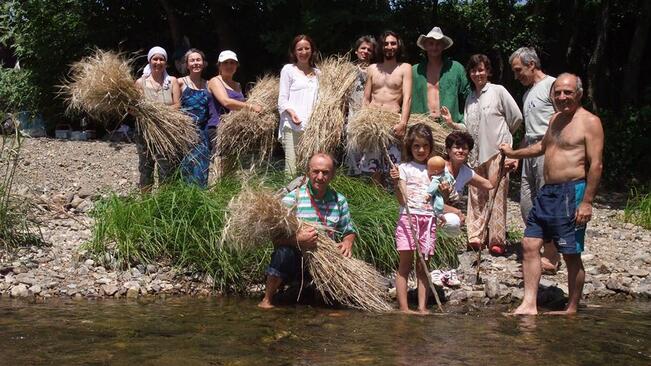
{"left": 142, "top": 77, "right": 173, "bottom": 105}
{"left": 180, "top": 77, "right": 210, "bottom": 126}
{"left": 207, "top": 78, "right": 245, "bottom": 127}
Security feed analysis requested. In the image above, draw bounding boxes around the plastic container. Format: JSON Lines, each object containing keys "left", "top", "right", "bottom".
{"left": 55, "top": 124, "right": 71, "bottom": 139}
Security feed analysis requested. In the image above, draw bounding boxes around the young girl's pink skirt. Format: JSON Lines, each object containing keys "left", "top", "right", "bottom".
{"left": 395, "top": 213, "right": 436, "bottom": 258}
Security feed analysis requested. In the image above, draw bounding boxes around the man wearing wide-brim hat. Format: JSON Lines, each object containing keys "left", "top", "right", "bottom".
{"left": 411, "top": 26, "right": 470, "bottom": 125}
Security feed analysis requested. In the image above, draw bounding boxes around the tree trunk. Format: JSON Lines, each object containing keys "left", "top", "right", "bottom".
{"left": 587, "top": 0, "right": 610, "bottom": 111}
{"left": 431, "top": 0, "right": 438, "bottom": 24}
{"left": 158, "top": 0, "right": 182, "bottom": 49}
{"left": 621, "top": 0, "right": 651, "bottom": 106}
{"left": 565, "top": 0, "right": 582, "bottom": 65}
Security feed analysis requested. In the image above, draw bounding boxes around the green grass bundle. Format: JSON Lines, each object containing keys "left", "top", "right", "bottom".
{"left": 217, "top": 75, "right": 280, "bottom": 161}
{"left": 297, "top": 55, "right": 358, "bottom": 170}
{"left": 61, "top": 49, "right": 197, "bottom": 160}
{"left": 86, "top": 178, "right": 271, "bottom": 293}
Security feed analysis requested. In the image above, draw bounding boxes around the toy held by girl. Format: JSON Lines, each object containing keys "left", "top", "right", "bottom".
{"left": 389, "top": 123, "right": 437, "bottom": 314}
{"left": 425, "top": 155, "right": 457, "bottom": 216}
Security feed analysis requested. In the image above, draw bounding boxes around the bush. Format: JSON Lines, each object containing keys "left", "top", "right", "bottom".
{"left": 624, "top": 187, "right": 651, "bottom": 230}
{"left": 0, "top": 68, "right": 40, "bottom": 113}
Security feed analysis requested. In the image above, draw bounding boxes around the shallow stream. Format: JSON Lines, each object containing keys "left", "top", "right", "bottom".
{"left": 1, "top": 298, "right": 649, "bottom": 365}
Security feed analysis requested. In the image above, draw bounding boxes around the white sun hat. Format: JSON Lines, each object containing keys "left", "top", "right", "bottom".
{"left": 416, "top": 27, "right": 454, "bottom": 50}
{"left": 218, "top": 50, "right": 238, "bottom": 63}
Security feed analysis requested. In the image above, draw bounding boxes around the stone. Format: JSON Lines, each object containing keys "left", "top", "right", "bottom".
{"left": 101, "top": 284, "right": 119, "bottom": 296}
{"left": 29, "top": 284, "right": 42, "bottom": 294}
{"left": 69, "top": 195, "right": 84, "bottom": 208}
{"left": 627, "top": 268, "right": 649, "bottom": 277}
{"left": 146, "top": 264, "right": 157, "bottom": 273}
{"left": 467, "top": 290, "right": 485, "bottom": 299}
{"left": 126, "top": 287, "right": 139, "bottom": 298}
{"left": 606, "top": 276, "right": 630, "bottom": 293}
{"left": 130, "top": 268, "right": 142, "bottom": 278}
{"left": 84, "top": 259, "right": 95, "bottom": 266}
{"left": 539, "top": 278, "right": 556, "bottom": 288}
{"left": 11, "top": 284, "right": 29, "bottom": 298}
{"left": 15, "top": 273, "right": 36, "bottom": 285}
{"left": 448, "top": 290, "right": 468, "bottom": 302}
{"left": 76, "top": 200, "right": 93, "bottom": 213}
{"left": 95, "top": 278, "right": 111, "bottom": 285}
{"left": 484, "top": 278, "right": 500, "bottom": 299}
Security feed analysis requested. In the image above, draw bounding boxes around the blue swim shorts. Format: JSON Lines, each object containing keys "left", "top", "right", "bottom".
{"left": 524, "top": 179, "right": 586, "bottom": 254}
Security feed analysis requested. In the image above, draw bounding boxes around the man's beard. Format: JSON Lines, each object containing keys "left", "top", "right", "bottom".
{"left": 383, "top": 51, "right": 396, "bottom": 60}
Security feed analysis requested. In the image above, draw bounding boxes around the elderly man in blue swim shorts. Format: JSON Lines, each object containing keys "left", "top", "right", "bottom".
{"left": 500, "top": 73, "right": 604, "bottom": 315}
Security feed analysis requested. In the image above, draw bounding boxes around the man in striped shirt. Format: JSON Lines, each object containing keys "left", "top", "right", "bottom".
{"left": 258, "top": 153, "right": 357, "bottom": 309}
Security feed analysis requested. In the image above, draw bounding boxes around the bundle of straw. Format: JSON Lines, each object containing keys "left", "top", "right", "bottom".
{"left": 61, "top": 49, "right": 197, "bottom": 159}
{"left": 346, "top": 107, "right": 400, "bottom": 157}
{"left": 223, "top": 185, "right": 393, "bottom": 312}
{"left": 296, "top": 55, "right": 358, "bottom": 170}
{"left": 408, "top": 114, "right": 451, "bottom": 156}
{"left": 216, "top": 75, "right": 280, "bottom": 160}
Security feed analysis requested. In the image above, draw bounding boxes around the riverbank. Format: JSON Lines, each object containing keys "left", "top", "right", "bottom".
{"left": 1, "top": 138, "right": 650, "bottom": 307}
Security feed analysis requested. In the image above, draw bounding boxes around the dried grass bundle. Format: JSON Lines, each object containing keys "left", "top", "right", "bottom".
{"left": 61, "top": 49, "right": 196, "bottom": 159}
{"left": 408, "top": 114, "right": 451, "bottom": 156}
{"left": 223, "top": 185, "right": 392, "bottom": 312}
{"left": 296, "top": 56, "right": 358, "bottom": 169}
{"left": 346, "top": 107, "right": 399, "bottom": 155}
{"left": 216, "top": 75, "right": 280, "bottom": 160}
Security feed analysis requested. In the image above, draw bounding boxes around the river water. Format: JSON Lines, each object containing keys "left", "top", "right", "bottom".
{"left": 1, "top": 297, "right": 649, "bottom": 365}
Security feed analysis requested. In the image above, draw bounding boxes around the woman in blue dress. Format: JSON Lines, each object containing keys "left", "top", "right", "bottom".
{"left": 177, "top": 48, "right": 211, "bottom": 188}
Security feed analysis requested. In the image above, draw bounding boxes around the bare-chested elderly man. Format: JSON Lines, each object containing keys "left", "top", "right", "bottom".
{"left": 500, "top": 73, "right": 604, "bottom": 315}
{"left": 361, "top": 30, "right": 411, "bottom": 181}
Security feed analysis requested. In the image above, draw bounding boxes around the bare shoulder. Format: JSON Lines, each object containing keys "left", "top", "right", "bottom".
{"left": 367, "top": 63, "right": 379, "bottom": 74}
{"left": 399, "top": 62, "right": 412, "bottom": 75}
{"left": 135, "top": 77, "right": 144, "bottom": 87}
{"left": 169, "top": 76, "right": 178, "bottom": 84}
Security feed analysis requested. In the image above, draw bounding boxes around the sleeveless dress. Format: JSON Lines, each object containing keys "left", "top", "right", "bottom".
{"left": 207, "top": 78, "right": 245, "bottom": 158}
{"left": 179, "top": 77, "right": 211, "bottom": 188}
{"left": 137, "top": 78, "right": 175, "bottom": 188}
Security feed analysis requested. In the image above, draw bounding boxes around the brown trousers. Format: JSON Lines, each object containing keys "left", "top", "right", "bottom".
{"left": 466, "top": 154, "right": 508, "bottom": 246}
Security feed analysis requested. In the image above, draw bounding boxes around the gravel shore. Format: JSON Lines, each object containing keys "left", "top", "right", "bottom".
{"left": 2, "top": 138, "right": 650, "bottom": 308}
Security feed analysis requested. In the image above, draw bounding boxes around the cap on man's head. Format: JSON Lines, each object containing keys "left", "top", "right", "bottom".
{"left": 218, "top": 50, "right": 238, "bottom": 63}
{"left": 416, "top": 27, "right": 454, "bottom": 51}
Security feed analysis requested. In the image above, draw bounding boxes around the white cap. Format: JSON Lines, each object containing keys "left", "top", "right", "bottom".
{"left": 218, "top": 50, "right": 238, "bottom": 63}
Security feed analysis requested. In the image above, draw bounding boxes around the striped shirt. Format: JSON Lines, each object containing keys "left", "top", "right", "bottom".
{"left": 282, "top": 184, "right": 357, "bottom": 241}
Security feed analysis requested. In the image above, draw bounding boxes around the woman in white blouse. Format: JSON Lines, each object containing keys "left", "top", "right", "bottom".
{"left": 277, "top": 34, "right": 320, "bottom": 176}
{"left": 443, "top": 54, "right": 522, "bottom": 255}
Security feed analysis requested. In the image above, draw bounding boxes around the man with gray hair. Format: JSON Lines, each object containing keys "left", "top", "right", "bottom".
{"left": 510, "top": 47, "right": 559, "bottom": 272}
{"left": 500, "top": 73, "right": 604, "bottom": 314}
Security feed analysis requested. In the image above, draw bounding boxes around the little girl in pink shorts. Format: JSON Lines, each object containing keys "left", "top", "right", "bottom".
{"left": 389, "top": 123, "right": 437, "bottom": 314}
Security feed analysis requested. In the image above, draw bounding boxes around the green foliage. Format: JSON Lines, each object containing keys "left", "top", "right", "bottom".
{"left": 600, "top": 105, "right": 651, "bottom": 186}
{"left": 624, "top": 187, "right": 651, "bottom": 230}
{"left": 0, "top": 68, "right": 40, "bottom": 113}
{"left": 0, "top": 125, "right": 42, "bottom": 248}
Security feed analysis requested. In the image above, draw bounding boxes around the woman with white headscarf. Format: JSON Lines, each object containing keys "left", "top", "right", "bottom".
{"left": 134, "top": 46, "right": 181, "bottom": 191}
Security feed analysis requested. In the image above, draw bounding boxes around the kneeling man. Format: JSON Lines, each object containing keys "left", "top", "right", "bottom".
{"left": 258, "top": 153, "right": 357, "bottom": 309}
{"left": 500, "top": 73, "right": 604, "bottom": 315}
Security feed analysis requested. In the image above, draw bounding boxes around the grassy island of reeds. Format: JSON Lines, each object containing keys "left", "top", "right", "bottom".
{"left": 86, "top": 171, "right": 465, "bottom": 294}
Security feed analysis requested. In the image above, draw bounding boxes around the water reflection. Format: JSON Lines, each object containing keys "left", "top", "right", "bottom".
{"left": 0, "top": 298, "right": 650, "bottom": 365}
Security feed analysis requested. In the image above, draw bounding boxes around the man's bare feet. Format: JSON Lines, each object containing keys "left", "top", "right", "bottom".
{"left": 257, "top": 299, "right": 275, "bottom": 309}
{"left": 541, "top": 257, "right": 559, "bottom": 274}
{"left": 545, "top": 309, "right": 578, "bottom": 315}
{"left": 511, "top": 303, "right": 538, "bottom": 315}
{"left": 399, "top": 308, "right": 419, "bottom": 315}
{"left": 417, "top": 308, "right": 431, "bottom": 316}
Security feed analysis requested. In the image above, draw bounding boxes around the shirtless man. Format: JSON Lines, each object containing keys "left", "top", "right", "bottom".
{"left": 361, "top": 31, "right": 411, "bottom": 182}
{"left": 500, "top": 73, "right": 604, "bottom": 315}
{"left": 411, "top": 27, "right": 470, "bottom": 124}
{"left": 364, "top": 30, "right": 412, "bottom": 139}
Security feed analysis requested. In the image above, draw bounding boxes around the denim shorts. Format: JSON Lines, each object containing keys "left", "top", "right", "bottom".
{"left": 524, "top": 180, "right": 586, "bottom": 254}
{"left": 267, "top": 246, "right": 303, "bottom": 281}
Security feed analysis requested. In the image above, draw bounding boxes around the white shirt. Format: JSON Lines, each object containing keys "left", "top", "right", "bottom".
{"left": 398, "top": 161, "right": 433, "bottom": 216}
{"left": 277, "top": 64, "right": 319, "bottom": 138}
{"left": 446, "top": 164, "right": 475, "bottom": 194}
{"left": 464, "top": 83, "right": 522, "bottom": 167}
{"left": 523, "top": 75, "right": 556, "bottom": 140}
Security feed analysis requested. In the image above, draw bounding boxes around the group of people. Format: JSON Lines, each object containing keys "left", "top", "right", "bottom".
{"left": 135, "top": 25, "right": 604, "bottom": 316}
